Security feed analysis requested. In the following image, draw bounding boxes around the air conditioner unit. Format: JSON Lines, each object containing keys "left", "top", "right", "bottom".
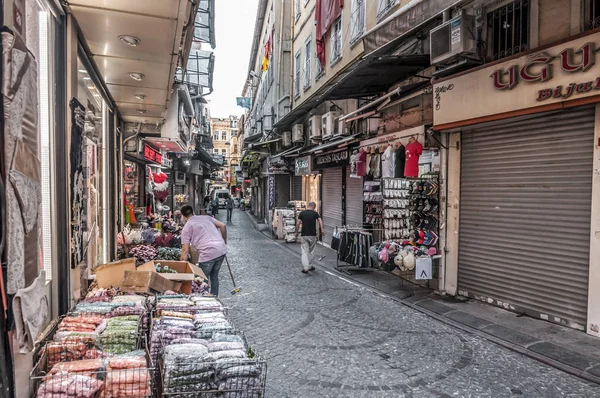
{"left": 175, "top": 171, "right": 186, "bottom": 185}
{"left": 292, "top": 124, "right": 304, "bottom": 143}
{"left": 430, "top": 14, "right": 476, "bottom": 65}
{"left": 282, "top": 131, "right": 292, "bottom": 147}
{"left": 308, "top": 115, "right": 322, "bottom": 140}
{"left": 337, "top": 117, "right": 350, "bottom": 136}
{"left": 321, "top": 111, "right": 341, "bottom": 140}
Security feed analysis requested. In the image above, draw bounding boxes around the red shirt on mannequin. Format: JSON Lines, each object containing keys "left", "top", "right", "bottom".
{"left": 404, "top": 139, "right": 423, "bottom": 178}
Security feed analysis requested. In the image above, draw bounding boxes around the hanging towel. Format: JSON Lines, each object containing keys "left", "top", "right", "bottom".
{"left": 13, "top": 271, "right": 49, "bottom": 353}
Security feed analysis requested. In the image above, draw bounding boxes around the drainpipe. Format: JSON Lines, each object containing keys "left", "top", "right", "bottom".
{"left": 443, "top": 9, "right": 450, "bottom": 23}
{"left": 123, "top": 122, "right": 143, "bottom": 146}
{"left": 276, "top": 0, "right": 285, "bottom": 106}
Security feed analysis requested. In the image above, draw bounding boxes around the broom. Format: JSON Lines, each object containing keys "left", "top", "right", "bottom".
{"left": 225, "top": 256, "right": 241, "bottom": 295}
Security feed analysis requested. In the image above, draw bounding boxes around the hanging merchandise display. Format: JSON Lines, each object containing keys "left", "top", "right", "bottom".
{"left": 404, "top": 136, "right": 423, "bottom": 178}
{"left": 363, "top": 181, "right": 382, "bottom": 229}
{"left": 381, "top": 144, "right": 395, "bottom": 178}
{"left": 272, "top": 208, "right": 297, "bottom": 242}
{"left": 70, "top": 98, "right": 86, "bottom": 268}
{"left": 394, "top": 142, "right": 406, "bottom": 178}
{"left": 3, "top": 29, "right": 42, "bottom": 293}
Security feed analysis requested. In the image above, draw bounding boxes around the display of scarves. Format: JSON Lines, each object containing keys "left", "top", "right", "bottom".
{"left": 70, "top": 98, "right": 86, "bottom": 266}
{"left": 2, "top": 30, "right": 41, "bottom": 294}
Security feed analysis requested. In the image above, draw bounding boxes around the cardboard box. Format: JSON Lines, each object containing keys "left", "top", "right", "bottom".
{"left": 122, "top": 270, "right": 182, "bottom": 295}
{"left": 94, "top": 259, "right": 136, "bottom": 288}
{"left": 138, "top": 261, "right": 208, "bottom": 294}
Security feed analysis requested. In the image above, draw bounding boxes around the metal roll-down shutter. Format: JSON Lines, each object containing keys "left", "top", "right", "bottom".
{"left": 346, "top": 173, "right": 363, "bottom": 228}
{"left": 321, "top": 168, "right": 343, "bottom": 245}
{"left": 292, "top": 175, "right": 303, "bottom": 200}
{"left": 458, "top": 107, "right": 594, "bottom": 329}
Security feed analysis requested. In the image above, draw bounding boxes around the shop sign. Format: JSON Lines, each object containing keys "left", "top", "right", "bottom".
{"left": 312, "top": 149, "right": 350, "bottom": 170}
{"left": 143, "top": 144, "right": 163, "bottom": 164}
{"left": 212, "top": 154, "right": 224, "bottom": 166}
{"left": 433, "top": 31, "right": 600, "bottom": 127}
{"left": 359, "top": 125, "right": 425, "bottom": 147}
{"left": 268, "top": 157, "right": 291, "bottom": 174}
{"left": 268, "top": 176, "right": 275, "bottom": 209}
{"left": 295, "top": 156, "right": 311, "bottom": 176}
{"left": 161, "top": 156, "right": 173, "bottom": 168}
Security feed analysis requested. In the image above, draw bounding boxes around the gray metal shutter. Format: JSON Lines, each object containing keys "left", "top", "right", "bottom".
{"left": 458, "top": 107, "right": 594, "bottom": 328}
{"left": 322, "top": 168, "right": 343, "bottom": 244}
{"left": 292, "top": 176, "right": 303, "bottom": 200}
{"left": 275, "top": 175, "right": 291, "bottom": 207}
{"left": 346, "top": 175, "right": 363, "bottom": 228}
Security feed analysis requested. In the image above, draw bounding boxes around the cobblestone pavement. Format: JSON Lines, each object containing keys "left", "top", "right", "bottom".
{"left": 218, "top": 210, "right": 600, "bottom": 398}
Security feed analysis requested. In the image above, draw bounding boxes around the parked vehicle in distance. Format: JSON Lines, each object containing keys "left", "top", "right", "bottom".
{"left": 233, "top": 197, "right": 240, "bottom": 208}
{"left": 211, "top": 189, "right": 230, "bottom": 208}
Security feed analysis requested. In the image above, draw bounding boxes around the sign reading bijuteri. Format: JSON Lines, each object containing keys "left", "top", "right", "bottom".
{"left": 312, "top": 149, "right": 349, "bottom": 170}
{"left": 433, "top": 31, "right": 600, "bottom": 127}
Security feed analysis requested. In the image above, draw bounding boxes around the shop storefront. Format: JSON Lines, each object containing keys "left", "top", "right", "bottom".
{"left": 312, "top": 149, "right": 349, "bottom": 245}
{"left": 434, "top": 31, "right": 600, "bottom": 334}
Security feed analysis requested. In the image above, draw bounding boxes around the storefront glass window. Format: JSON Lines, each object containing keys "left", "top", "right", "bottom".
{"left": 77, "top": 58, "right": 105, "bottom": 268}
{"left": 304, "top": 174, "right": 321, "bottom": 213}
{"left": 27, "top": 0, "right": 54, "bottom": 281}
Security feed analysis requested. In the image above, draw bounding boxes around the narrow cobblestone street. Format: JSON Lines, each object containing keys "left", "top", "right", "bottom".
{"left": 216, "top": 210, "right": 600, "bottom": 398}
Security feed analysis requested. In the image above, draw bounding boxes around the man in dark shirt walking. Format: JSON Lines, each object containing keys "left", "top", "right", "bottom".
{"left": 296, "top": 202, "right": 324, "bottom": 274}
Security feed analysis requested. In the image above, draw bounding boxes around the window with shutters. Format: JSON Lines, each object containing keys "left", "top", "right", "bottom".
{"left": 585, "top": 0, "right": 600, "bottom": 30}
{"left": 294, "top": 50, "right": 301, "bottom": 99}
{"left": 486, "top": 0, "right": 530, "bottom": 62}
{"left": 304, "top": 37, "right": 312, "bottom": 90}
{"left": 350, "top": 0, "right": 366, "bottom": 44}
{"left": 330, "top": 17, "right": 343, "bottom": 66}
{"left": 221, "top": 131, "right": 227, "bottom": 141}
{"left": 295, "top": 0, "right": 301, "bottom": 23}
{"left": 315, "top": 48, "right": 324, "bottom": 81}
{"left": 377, "top": 0, "right": 398, "bottom": 21}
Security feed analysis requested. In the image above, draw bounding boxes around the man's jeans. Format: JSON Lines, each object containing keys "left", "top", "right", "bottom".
{"left": 227, "top": 208, "right": 233, "bottom": 222}
{"left": 301, "top": 236, "right": 317, "bottom": 271}
{"left": 199, "top": 255, "right": 225, "bottom": 296}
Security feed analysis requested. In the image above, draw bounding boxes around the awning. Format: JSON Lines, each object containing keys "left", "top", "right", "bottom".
{"left": 244, "top": 133, "right": 263, "bottom": 144}
{"left": 274, "top": 52, "right": 430, "bottom": 131}
{"left": 249, "top": 138, "right": 281, "bottom": 149}
{"left": 340, "top": 81, "right": 431, "bottom": 122}
{"left": 269, "top": 146, "right": 303, "bottom": 165}
{"left": 193, "top": 146, "right": 221, "bottom": 167}
{"left": 363, "top": 0, "right": 464, "bottom": 54}
{"left": 195, "top": 0, "right": 216, "bottom": 49}
{"left": 307, "top": 134, "right": 361, "bottom": 154}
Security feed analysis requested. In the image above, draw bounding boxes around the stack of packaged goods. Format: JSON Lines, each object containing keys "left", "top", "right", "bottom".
{"left": 97, "top": 315, "right": 141, "bottom": 354}
{"left": 150, "top": 295, "right": 267, "bottom": 397}
{"left": 34, "top": 351, "right": 152, "bottom": 398}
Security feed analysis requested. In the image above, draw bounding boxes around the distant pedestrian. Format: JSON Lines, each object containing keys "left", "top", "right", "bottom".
{"left": 226, "top": 196, "right": 234, "bottom": 222}
{"left": 296, "top": 201, "right": 324, "bottom": 274}
{"left": 211, "top": 198, "right": 219, "bottom": 217}
{"left": 180, "top": 205, "right": 228, "bottom": 296}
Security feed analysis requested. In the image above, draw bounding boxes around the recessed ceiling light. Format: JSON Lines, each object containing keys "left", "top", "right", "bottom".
{"left": 161, "top": 145, "right": 167, "bottom": 148}
{"left": 128, "top": 72, "right": 144, "bottom": 81}
{"left": 87, "top": 86, "right": 95, "bottom": 90}
{"left": 137, "top": 109, "right": 147, "bottom": 114}
{"left": 118, "top": 35, "right": 141, "bottom": 47}
{"left": 134, "top": 94, "right": 146, "bottom": 101}
{"left": 78, "top": 69, "right": 87, "bottom": 73}
{"left": 83, "top": 77, "right": 91, "bottom": 80}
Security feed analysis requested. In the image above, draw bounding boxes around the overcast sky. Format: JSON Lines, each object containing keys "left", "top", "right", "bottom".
{"left": 206, "top": 0, "right": 259, "bottom": 118}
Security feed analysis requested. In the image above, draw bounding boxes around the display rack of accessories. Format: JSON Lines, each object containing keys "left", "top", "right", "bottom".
{"left": 334, "top": 226, "right": 379, "bottom": 275}
{"left": 272, "top": 208, "right": 297, "bottom": 242}
{"left": 375, "top": 174, "right": 441, "bottom": 286}
{"left": 363, "top": 180, "right": 383, "bottom": 242}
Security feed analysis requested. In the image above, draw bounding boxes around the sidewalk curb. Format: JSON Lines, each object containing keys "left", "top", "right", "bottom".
{"left": 244, "top": 211, "right": 269, "bottom": 232}
{"left": 245, "top": 212, "right": 600, "bottom": 386}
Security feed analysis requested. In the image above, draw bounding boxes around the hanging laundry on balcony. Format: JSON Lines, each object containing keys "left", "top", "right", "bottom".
{"left": 315, "top": 0, "right": 344, "bottom": 67}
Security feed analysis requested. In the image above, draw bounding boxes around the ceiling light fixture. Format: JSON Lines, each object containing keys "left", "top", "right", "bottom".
{"left": 128, "top": 72, "right": 145, "bottom": 81}
{"left": 118, "top": 35, "right": 141, "bottom": 47}
{"left": 83, "top": 76, "right": 91, "bottom": 80}
{"left": 134, "top": 94, "right": 146, "bottom": 101}
{"left": 87, "top": 86, "right": 95, "bottom": 90}
{"left": 137, "top": 109, "right": 147, "bottom": 114}
{"left": 78, "top": 69, "right": 87, "bottom": 73}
